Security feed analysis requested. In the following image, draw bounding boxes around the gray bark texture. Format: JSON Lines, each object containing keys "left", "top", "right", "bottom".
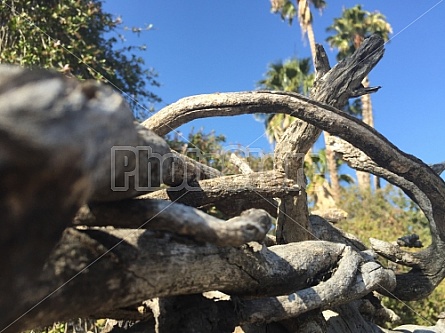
{"left": 1, "top": 35, "right": 445, "bottom": 333}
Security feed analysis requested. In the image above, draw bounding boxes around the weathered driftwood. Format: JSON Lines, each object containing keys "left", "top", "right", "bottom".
{"left": 327, "top": 136, "right": 445, "bottom": 300}
{"left": 143, "top": 170, "right": 299, "bottom": 217}
{"left": 3, "top": 227, "right": 393, "bottom": 332}
{"left": 143, "top": 36, "right": 384, "bottom": 244}
{"left": 150, "top": 81, "right": 445, "bottom": 300}
{"left": 74, "top": 201, "right": 272, "bottom": 247}
{"left": 2, "top": 34, "right": 445, "bottom": 333}
{"left": 0, "top": 65, "right": 165, "bottom": 333}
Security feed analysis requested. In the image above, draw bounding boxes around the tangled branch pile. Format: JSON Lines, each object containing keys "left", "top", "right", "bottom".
{"left": 1, "top": 36, "right": 445, "bottom": 333}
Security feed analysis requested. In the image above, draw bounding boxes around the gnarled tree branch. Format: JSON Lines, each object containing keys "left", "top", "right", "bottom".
{"left": 326, "top": 136, "right": 445, "bottom": 300}
{"left": 74, "top": 201, "right": 272, "bottom": 247}
{"left": 144, "top": 170, "right": 298, "bottom": 217}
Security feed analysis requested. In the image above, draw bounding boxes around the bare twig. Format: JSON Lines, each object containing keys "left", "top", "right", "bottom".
{"left": 230, "top": 153, "right": 254, "bottom": 174}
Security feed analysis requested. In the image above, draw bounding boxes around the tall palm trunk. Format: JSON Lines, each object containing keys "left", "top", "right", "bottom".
{"left": 361, "top": 76, "right": 373, "bottom": 127}
{"left": 306, "top": 21, "right": 317, "bottom": 65}
{"left": 361, "top": 76, "right": 381, "bottom": 189}
{"left": 356, "top": 76, "right": 372, "bottom": 191}
{"left": 323, "top": 131, "right": 341, "bottom": 201}
{"left": 303, "top": 9, "right": 341, "bottom": 204}
{"left": 298, "top": 0, "right": 340, "bottom": 203}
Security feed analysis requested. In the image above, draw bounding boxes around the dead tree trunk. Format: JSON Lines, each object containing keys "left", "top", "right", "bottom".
{"left": 1, "top": 36, "right": 445, "bottom": 333}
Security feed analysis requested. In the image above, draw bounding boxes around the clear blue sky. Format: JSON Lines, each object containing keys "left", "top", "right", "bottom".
{"left": 104, "top": 1, "right": 445, "bottom": 166}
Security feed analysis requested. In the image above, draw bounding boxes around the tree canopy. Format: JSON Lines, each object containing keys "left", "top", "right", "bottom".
{"left": 0, "top": 0, "right": 160, "bottom": 119}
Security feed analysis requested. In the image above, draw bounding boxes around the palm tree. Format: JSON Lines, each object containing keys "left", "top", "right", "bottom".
{"left": 269, "top": 0, "right": 347, "bottom": 205}
{"left": 258, "top": 58, "right": 314, "bottom": 143}
{"left": 258, "top": 58, "right": 345, "bottom": 209}
{"left": 305, "top": 149, "right": 354, "bottom": 209}
{"left": 326, "top": 5, "right": 392, "bottom": 190}
{"left": 270, "top": 0, "right": 326, "bottom": 64}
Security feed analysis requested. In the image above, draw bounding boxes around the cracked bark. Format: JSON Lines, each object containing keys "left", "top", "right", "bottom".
{"left": 327, "top": 134, "right": 445, "bottom": 300}
{"left": 5, "top": 227, "right": 355, "bottom": 332}
{"left": 144, "top": 170, "right": 298, "bottom": 217}
{"left": 2, "top": 35, "right": 444, "bottom": 333}
{"left": 74, "top": 201, "right": 273, "bottom": 247}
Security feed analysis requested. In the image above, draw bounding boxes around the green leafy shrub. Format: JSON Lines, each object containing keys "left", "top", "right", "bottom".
{"left": 338, "top": 184, "right": 445, "bottom": 326}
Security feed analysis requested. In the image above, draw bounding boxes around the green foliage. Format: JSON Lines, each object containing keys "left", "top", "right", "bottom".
{"left": 337, "top": 185, "right": 445, "bottom": 326}
{"left": 257, "top": 56, "right": 363, "bottom": 143}
{"left": 258, "top": 57, "right": 313, "bottom": 94}
{"left": 305, "top": 149, "right": 353, "bottom": 207}
{"left": 338, "top": 185, "right": 429, "bottom": 246}
{"left": 167, "top": 128, "right": 232, "bottom": 174}
{"left": 166, "top": 128, "right": 274, "bottom": 175}
{"left": 271, "top": 0, "right": 297, "bottom": 25}
{"left": 0, "top": 0, "right": 160, "bottom": 119}
{"left": 270, "top": 0, "right": 326, "bottom": 26}
{"left": 257, "top": 57, "right": 314, "bottom": 143}
{"left": 343, "top": 98, "right": 362, "bottom": 117}
{"left": 326, "top": 5, "right": 392, "bottom": 60}
{"left": 384, "top": 288, "right": 445, "bottom": 328}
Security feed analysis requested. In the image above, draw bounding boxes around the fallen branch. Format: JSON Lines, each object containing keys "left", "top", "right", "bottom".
{"left": 163, "top": 149, "right": 223, "bottom": 186}
{"left": 0, "top": 65, "right": 166, "bottom": 331}
{"left": 327, "top": 136, "right": 445, "bottom": 300}
{"left": 238, "top": 248, "right": 395, "bottom": 324}
{"left": 8, "top": 229, "right": 353, "bottom": 332}
{"left": 144, "top": 170, "right": 299, "bottom": 217}
{"left": 74, "top": 201, "right": 272, "bottom": 247}
{"left": 124, "top": 247, "right": 394, "bottom": 332}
